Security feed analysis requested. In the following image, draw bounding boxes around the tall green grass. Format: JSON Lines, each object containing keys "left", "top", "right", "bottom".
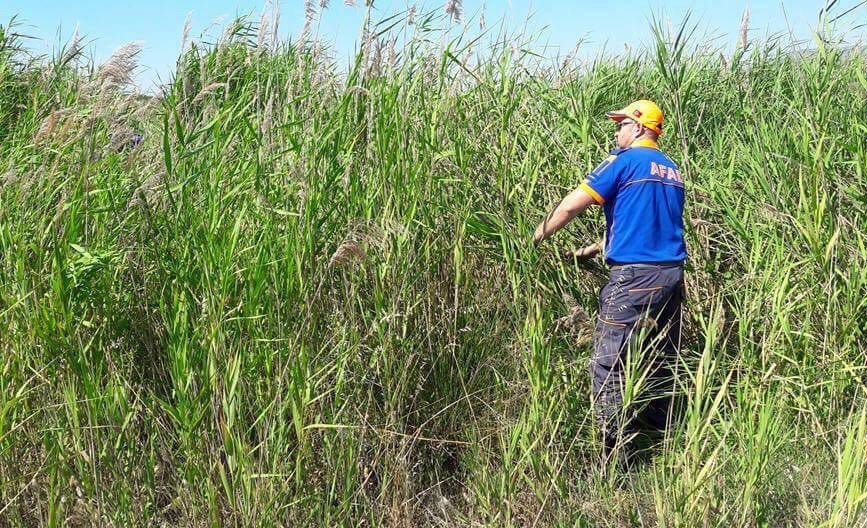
{"left": 0, "top": 5, "right": 865, "bottom": 526}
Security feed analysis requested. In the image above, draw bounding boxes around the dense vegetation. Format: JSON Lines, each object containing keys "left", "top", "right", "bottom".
{"left": 0, "top": 5, "right": 865, "bottom": 526}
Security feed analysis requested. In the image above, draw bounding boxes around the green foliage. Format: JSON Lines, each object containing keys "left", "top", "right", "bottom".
{"left": 0, "top": 8, "right": 865, "bottom": 527}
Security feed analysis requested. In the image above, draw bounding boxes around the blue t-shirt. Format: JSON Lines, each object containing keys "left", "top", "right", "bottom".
{"left": 579, "top": 143, "right": 687, "bottom": 264}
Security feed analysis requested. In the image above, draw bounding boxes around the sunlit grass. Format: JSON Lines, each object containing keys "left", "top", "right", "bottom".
{"left": 0, "top": 5, "right": 865, "bottom": 526}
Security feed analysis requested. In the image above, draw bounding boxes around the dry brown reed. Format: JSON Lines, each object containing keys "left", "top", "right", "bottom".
{"left": 738, "top": 5, "right": 750, "bottom": 50}
{"left": 257, "top": 9, "right": 271, "bottom": 49}
{"left": 96, "top": 42, "right": 143, "bottom": 87}
{"left": 191, "top": 83, "right": 227, "bottom": 105}
{"left": 181, "top": 12, "right": 192, "bottom": 53}
{"left": 60, "top": 25, "right": 82, "bottom": 67}
{"left": 34, "top": 109, "right": 71, "bottom": 143}
{"left": 303, "top": 0, "right": 316, "bottom": 39}
{"left": 329, "top": 240, "right": 367, "bottom": 267}
{"left": 386, "top": 38, "right": 397, "bottom": 72}
{"left": 127, "top": 171, "right": 166, "bottom": 210}
{"left": 270, "top": 2, "right": 280, "bottom": 48}
{"left": 1, "top": 166, "right": 18, "bottom": 187}
{"left": 445, "top": 0, "right": 463, "bottom": 22}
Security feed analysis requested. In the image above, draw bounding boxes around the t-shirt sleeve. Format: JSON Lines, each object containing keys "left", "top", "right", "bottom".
{"left": 580, "top": 153, "right": 626, "bottom": 204}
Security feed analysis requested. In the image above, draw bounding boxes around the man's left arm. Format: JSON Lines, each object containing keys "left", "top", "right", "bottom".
{"left": 532, "top": 187, "right": 597, "bottom": 246}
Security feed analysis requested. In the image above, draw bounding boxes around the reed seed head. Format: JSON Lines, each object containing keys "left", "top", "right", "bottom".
{"left": 738, "top": 5, "right": 750, "bottom": 50}
{"left": 407, "top": 5, "right": 416, "bottom": 24}
{"left": 445, "top": 0, "right": 463, "bottom": 22}
{"left": 303, "top": 0, "right": 317, "bottom": 39}
{"left": 60, "top": 25, "right": 82, "bottom": 67}
{"left": 257, "top": 9, "right": 271, "bottom": 49}
{"left": 97, "top": 41, "right": 143, "bottom": 87}
{"left": 181, "top": 12, "right": 192, "bottom": 52}
{"left": 330, "top": 240, "right": 366, "bottom": 267}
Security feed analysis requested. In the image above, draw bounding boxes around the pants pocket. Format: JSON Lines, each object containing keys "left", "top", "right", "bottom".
{"left": 592, "top": 317, "right": 628, "bottom": 369}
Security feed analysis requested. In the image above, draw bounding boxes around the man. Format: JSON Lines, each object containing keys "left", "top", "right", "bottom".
{"left": 532, "top": 100, "right": 686, "bottom": 465}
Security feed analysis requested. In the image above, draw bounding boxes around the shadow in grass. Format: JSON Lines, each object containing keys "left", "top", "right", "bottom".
{"left": 618, "top": 394, "right": 688, "bottom": 472}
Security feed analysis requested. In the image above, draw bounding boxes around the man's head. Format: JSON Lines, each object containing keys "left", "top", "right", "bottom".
{"left": 606, "top": 100, "right": 663, "bottom": 149}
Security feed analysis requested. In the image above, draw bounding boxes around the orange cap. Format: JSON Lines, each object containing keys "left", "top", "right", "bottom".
{"left": 606, "top": 99, "right": 664, "bottom": 135}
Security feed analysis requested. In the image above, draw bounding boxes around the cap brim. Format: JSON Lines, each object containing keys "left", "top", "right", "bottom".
{"left": 606, "top": 111, "right": 663, "bottom": 135}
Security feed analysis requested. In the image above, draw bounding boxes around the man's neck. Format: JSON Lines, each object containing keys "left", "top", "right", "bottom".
{"left": 630, "top": 138, "right": 658, "bottom": 149}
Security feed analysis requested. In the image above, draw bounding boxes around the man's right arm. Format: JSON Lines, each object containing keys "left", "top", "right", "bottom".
{"left": 532, "top": 187, "right": 597, "bottom": 245}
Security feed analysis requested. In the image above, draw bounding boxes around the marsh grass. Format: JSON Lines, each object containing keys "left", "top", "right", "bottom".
{"left": 0, "top": 4, "right": 865, "bottom": 526}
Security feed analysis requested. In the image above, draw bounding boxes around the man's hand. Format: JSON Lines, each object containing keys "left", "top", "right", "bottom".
{"left": 532, "top": 224, "right": 546, "bottom": 247}
{"left": 561, "top": 241, "right": 603, "bottom": 262}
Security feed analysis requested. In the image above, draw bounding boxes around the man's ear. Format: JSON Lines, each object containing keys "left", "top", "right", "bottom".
{"left": 633, "top": 124, "right": 645, "bottom": 139}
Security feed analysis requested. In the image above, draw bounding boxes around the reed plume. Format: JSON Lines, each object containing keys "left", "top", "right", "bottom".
{"left": 181, "top": 12, "right": 192, "bottom": 53}
{"left": 59, "top": 25, "right": 82, "bottom": 67}
{"left": 445, "top": 0, "right": 463, "bottom": 22}
{"left": 96, "top": 41, "right": 142, "bottom": 87}
{"left": 303, "top": 0, "right": 317, "bottom": 38}
{"left": 738, "top": 5, "right": 750, "bottom": 50}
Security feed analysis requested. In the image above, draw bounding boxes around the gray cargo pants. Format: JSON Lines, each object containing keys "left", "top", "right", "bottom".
{"left": 590, "top": 263, "right": 684, "bottom": 457}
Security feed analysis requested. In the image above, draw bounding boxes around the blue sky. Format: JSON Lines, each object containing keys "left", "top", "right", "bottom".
{"left": 3, "top": 1, "right": 865, "bottom": 91}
